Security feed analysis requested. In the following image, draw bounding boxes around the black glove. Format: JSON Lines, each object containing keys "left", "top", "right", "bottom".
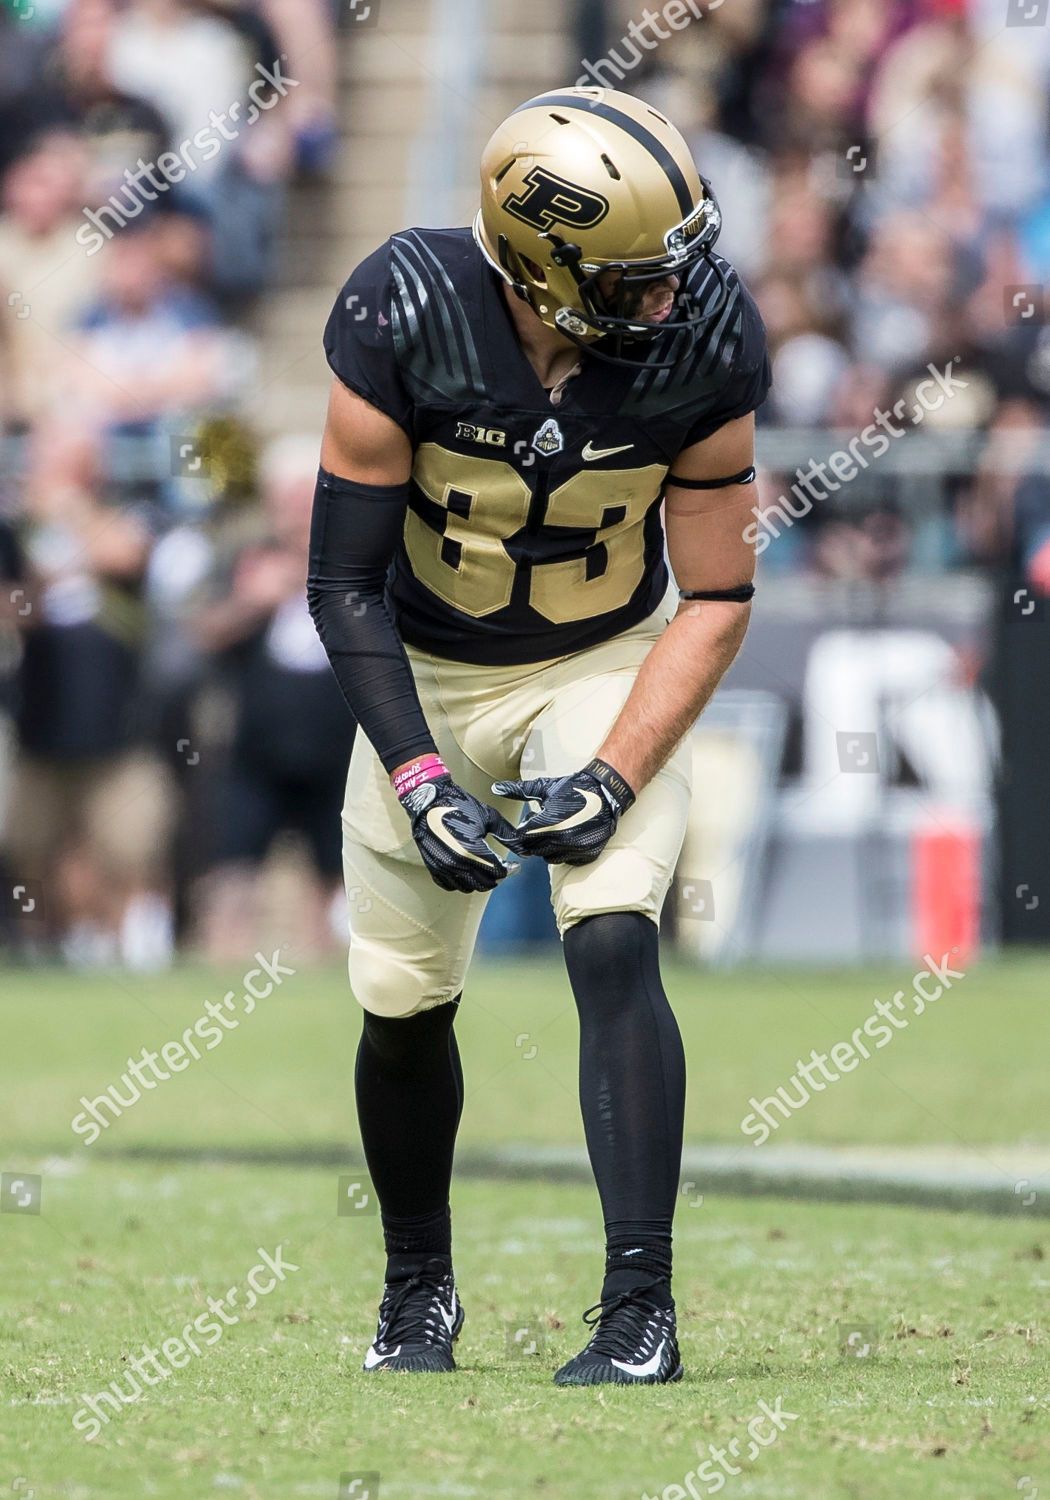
{"left": 399, "top": 775, "right": 519, "bottom": 893}
{"left": 493, "top": 758, "right": 636, "bottom": 867}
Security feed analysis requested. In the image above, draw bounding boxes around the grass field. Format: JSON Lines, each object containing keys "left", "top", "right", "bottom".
{"left": 2, "top": 955, "right": 1048, "bottom": 1498}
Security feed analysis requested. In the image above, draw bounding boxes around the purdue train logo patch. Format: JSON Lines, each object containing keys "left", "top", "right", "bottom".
{"left": 531, "top": 418, "right": 564, "bottom": 456}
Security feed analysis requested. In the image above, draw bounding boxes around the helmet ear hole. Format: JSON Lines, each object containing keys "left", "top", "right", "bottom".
{"left": 520, "top": 254, "right": 547, "bottom": 288}
{"left": 497, "top": 233, "right": 528, "bottom": 286}
{"left": 494, "top": 234, "right": 546, "bottom": 303}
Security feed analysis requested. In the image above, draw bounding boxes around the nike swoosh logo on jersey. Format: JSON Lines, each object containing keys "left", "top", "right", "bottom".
{"left": 611, "top": 1338, "right": 666, "bottom": 1378}
{"left": 582, "top": 441, "right": 634, "bottom": 461}
{"left": 425, "top": 806, "right": 489, "bottom": 865}
{"left": 364, "top": 1342, "right": 400, "bottom": 1369}
{"left": 522, "top": 788, "right": 604, "bottom": 836}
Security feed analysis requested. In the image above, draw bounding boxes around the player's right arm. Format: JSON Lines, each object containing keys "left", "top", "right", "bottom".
{"left": 313, "top": 374, "right": 429, "bottom": 771}
{"left": 320, "top": 375, "right": 413, "bottom": 487}
{"left": 310, "top": 376, "right": 516, "bottom": 892}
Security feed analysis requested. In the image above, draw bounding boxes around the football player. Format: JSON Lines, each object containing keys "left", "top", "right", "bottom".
{"left": 309, "top": 87, "right": 769, "bottom": 1385}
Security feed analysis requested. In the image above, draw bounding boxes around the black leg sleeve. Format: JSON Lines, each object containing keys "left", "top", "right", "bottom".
{"left": 354, "top": 1000, "right": 463, "bottom": 1271}
{"left": 563, "top": 912, "right": 686, "bottom": 1295}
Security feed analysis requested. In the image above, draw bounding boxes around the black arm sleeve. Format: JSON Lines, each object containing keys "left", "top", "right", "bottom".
{"left": 307, "top": 467, "right": 437, "bottom": 774}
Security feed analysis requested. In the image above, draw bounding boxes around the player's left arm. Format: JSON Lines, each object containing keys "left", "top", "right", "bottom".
{"left": 596, "top": 412, "right": 757, "bottom": 792}
{"left": 496, "top": 415, "right": 756, "bottom": 863}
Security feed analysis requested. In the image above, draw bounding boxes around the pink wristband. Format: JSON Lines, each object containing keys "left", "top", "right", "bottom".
{"left": 391, "top": 754, "right": 449, "bottom": 800}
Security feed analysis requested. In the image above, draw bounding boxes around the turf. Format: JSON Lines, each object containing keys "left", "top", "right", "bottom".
{"left": 1, "top": 955, "right": 1048, "bottom": 1498}
{"left": 2, "top": 953, "right": 1047, "bottom": 1158}
{"left": 3, "top": 1164, "right": 1048, "bottom": 1500}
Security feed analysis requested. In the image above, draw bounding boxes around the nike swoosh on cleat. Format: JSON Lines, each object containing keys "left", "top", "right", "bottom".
{"left": 610, "top": 1339, "right": 666, "bottom": 1378}
{"left": 364, "top": 1343, "right": 400, "bottom": 1369}
{"left": 438, "top": 1294, "right": 457, "bottom": 1334}
{"left": 582, "top": 441, "right": 634, "bottom": 461}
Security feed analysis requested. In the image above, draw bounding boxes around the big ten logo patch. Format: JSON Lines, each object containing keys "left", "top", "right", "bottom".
{"left": 455, "top": 422, "right": 507, "bottom": 449}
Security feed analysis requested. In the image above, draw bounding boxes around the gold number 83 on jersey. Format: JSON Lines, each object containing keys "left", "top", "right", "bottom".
{"left": 405, "top": 443, "right": 666, "bottom": 623}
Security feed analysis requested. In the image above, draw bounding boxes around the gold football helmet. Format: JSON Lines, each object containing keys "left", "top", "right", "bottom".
{"left": 474, "top": 86, "right": 725, "bottom": 366}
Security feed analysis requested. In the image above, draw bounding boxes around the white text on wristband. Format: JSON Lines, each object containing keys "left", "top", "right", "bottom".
{"left": 392, "top": 754, "right": 449, "bottom": 800}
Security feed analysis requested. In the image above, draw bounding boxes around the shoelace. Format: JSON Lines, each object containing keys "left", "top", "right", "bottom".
{"left": 378, "top": 1268, "right": 451, "bottom": 1349}
{"left": 580, "top": 1283, "right": 667, "bottom": 1358}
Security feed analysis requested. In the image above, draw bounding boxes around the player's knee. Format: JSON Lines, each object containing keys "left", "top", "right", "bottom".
{"left": 361, "top": 998, "right": 458, "bottom": 1068}
{"left": 348, "top": 938, "right": 449, "bottom": 1018}
{"left": 563, "top": 909, "right": 657, "bottom": 981}
{"left": 563, "top": 910, "right": 667, "bottom": 1027}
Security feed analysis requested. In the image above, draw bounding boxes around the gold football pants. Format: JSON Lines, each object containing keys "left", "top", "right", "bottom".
{"left": 341, "top": 587, "right": 690, "bottom": 1016}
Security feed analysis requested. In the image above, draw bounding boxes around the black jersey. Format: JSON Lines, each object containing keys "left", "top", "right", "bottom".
{"left": 324, "top": 227, "right": 769, "bottom": 666}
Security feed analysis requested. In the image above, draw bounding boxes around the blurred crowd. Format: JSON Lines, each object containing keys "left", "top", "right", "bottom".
{"left": 609, "top": 0, "right": 1050, "bottom": 584}
{"left": 1, "top": 0, "right": 1049, "bottom": 966}
{"left": 0, "top": 0, "right": 347, "bottom": 966}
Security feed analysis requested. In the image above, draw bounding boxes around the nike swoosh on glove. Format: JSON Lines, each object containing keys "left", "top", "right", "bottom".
{"left": 399, "top": 776, "right": 519, "bottom": 893}
{"left": 492, "top": 758, "right": 636, "bottom": 866}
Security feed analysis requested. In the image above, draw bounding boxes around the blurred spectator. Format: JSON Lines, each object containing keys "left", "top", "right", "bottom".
{"left": 3, "top": 424, "right": 175, "bottom": 968}
{"left": 957, "top": 399, "right": 1050, "bottom": 591}
{"left": 107, "top": 0, "right": 296, "bottom": 299}
{"left": 0, "top": 132, "right": 102, "bottom": 425}
{"left": 851, "top": 212, "right": 957, "bottom": 372}
{"left": 771, "top": 334, "right": 851, "bottom": 428}
{"left": 0, "top": 11, "right": 51, "bottom": 179}
{"left": 54, "top": 218, "right": 240, "bottom": 435}
{"left": 257, "top": 0, "right": 339, "bottom": 173}
{"left": 0, "top": 0, "right": 322, "bottom": 966}
{"left": 1012, "top": 473, "right": 1050, "bottom": 597}
{"left": 0, "top": 517, "right": 25, "bottom": 872}
{"left": 189, "top": 435, "right": 353, "bottom": 962}
{"left": 6, "top": 0, "right": 170, "bottom": 205}
{"left": 108, "top": 0, "right": 255, "bottom": 161}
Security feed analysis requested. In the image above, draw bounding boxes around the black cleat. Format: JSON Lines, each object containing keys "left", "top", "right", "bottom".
{"left": 362, "top": 1260, "right": 464, "bottom": 1373}
{"left": 554, "top": 1283, "right": 682, "bottom": 1386}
